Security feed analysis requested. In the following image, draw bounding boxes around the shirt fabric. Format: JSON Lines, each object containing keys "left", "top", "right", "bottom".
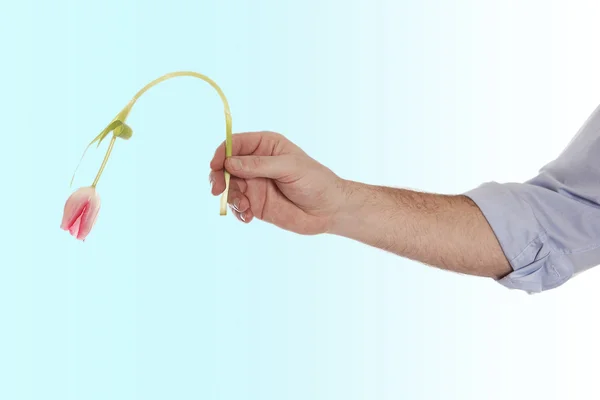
{"left": 464, "top": 104, "right": 600, "bottom": 293}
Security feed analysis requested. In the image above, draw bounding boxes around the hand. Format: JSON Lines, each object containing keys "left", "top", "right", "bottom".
{"left": 209, "top": 131, "right": 346, "bottom": 235}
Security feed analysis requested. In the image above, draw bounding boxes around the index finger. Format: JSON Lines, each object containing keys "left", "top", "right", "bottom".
{"left": 209, "top": 131, "right": 269, "bottom": 171}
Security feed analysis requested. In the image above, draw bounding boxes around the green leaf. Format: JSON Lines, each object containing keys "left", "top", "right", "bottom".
{"left": 113, "top": 122, "right": 133, "bottom": 140}
{"left": 92, "top": 120, "right": 124, "bottom": 148}
{"left": 70, "top": 119, "right": 133, "bottom": 187}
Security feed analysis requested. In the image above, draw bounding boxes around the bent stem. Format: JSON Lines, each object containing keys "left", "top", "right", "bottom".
{"left": 83, "top": 71, "right": 233, "bottom": 215}
{"left": 91, "top": 135, "right": 117, "bottom": 188}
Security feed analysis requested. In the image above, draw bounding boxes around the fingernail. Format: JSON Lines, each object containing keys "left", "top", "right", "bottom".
{"left": 240, "top": 212, "right": 246, "bottom": 222}
{"left": 233, "top": 198, "right": 240, "bottom": 211}
{"left": 229, "top": 158, "right": 242, "bottom": 171}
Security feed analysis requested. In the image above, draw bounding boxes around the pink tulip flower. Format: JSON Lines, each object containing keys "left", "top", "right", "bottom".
{"left": 61, "top": 187, "right": 101, "bottom": 241}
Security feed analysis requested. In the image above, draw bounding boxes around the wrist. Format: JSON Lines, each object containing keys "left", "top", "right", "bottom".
{"left": 328, "top": 179, "right": 372, "bottom": 237}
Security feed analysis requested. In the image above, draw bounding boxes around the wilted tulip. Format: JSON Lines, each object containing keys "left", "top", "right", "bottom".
{"left": 62, "top": 71, "right": 233, "bottom": 241}
{"left": 61, "top": 187, "right": 101, "bottom": 241}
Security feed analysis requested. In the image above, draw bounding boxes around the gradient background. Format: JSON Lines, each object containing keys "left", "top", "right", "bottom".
{"left": 1, "top": 0, "right": 600, "bottom": 399}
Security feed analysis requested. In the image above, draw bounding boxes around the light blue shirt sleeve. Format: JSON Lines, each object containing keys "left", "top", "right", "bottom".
{"left": 464, "top": 104, "right": 600, "bottom": 293}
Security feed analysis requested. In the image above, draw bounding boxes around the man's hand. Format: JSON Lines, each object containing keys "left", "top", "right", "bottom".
{"left": 210, "top": 131, "right": 512, "bottom": 279}
{"left": 209, "top": 131, "right": 346, "bottom": 235}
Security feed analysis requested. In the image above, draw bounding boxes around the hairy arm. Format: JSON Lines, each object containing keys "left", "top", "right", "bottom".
{"left": 329, "top": 180, "right": 512, "bottom": 279}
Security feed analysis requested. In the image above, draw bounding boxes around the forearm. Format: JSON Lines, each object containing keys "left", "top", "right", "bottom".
{"left": 329, "top": 180, "right": 512, "bottom": 279}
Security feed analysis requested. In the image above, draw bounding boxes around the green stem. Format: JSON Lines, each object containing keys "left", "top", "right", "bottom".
{"left": 91, "top": 135, "right": 117, "bottom": 188}
{"left": 111, "top": 71, "right": 233, "bottom": 215}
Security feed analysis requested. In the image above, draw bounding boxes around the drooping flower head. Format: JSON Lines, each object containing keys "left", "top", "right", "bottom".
{"left": 61, "top": 187, "right": 101, "bottom": 241}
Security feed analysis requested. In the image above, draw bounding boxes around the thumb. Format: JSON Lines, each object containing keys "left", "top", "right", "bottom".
{"left": 225, "top": 155, "right": 298, "bottom": 179}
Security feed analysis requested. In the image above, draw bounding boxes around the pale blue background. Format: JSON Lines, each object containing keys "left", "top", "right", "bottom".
{"left": 2, "top": 0, "right": 600, "bottom": 399}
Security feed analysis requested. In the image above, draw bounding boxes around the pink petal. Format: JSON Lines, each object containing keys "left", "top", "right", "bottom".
{"left": 61, "top": 199, "right": 88, "bottom": 231}
{"left": 61, "top": 187, "right": 101, "bottom": 241}
{"left": 76, "top": 196, "right": 101, "bottom": 241}
{"left": 69, "top": 212, "right": 83, "bottom": 237}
